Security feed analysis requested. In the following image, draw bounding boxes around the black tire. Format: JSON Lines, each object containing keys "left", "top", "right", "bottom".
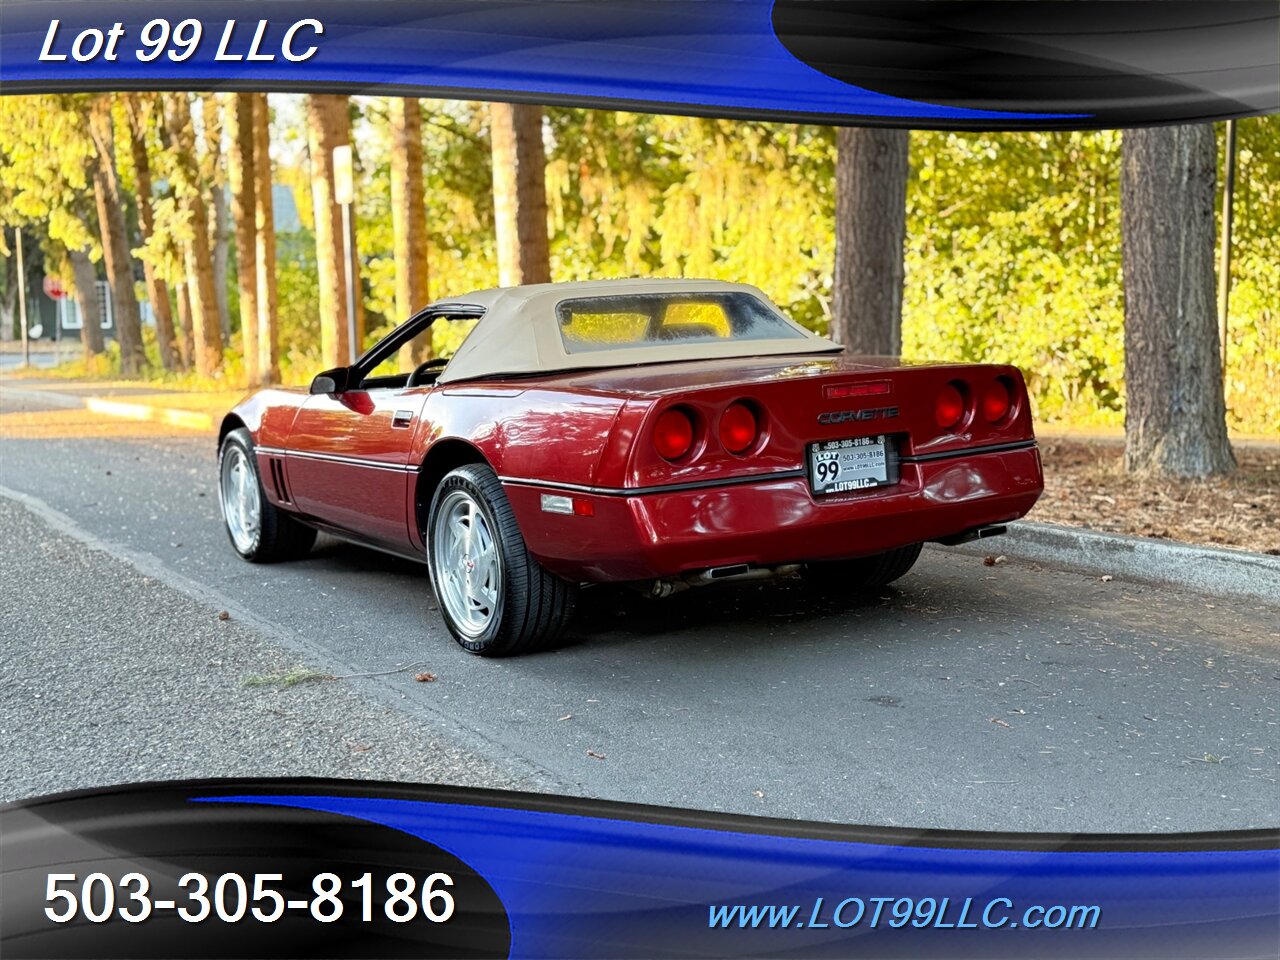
{"left": 218, "top": 428, "right": 316, "bottom": 563}
{"left": 802, "top": 542, "right": 923, "bottom": 593}
{"left": 427, "top": 463, "right": 578, "bottom": 656}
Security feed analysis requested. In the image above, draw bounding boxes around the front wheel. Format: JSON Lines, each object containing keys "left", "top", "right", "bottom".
{"left": 218, "top": 428, "right": 316, "bottom": 562}
{"left": 802, "top": 542, "right": 923, "bottom": 593}
{"left": 427, "top": 463, "right": 578, "bottom": 656}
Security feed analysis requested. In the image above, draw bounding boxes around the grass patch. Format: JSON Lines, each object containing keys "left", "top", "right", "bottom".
{"left": 243, "top": 667, "right": 333, "bottom": 689}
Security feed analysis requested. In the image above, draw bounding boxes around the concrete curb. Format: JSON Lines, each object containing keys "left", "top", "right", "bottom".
{"left": 83, "top": 396, "right": 216, "bottom": 432}
{"left": 948, "top": 521, "right": 1280, "bottom": 606}
{"left": 1, "top": 385, "right": 217, "bottom": 432}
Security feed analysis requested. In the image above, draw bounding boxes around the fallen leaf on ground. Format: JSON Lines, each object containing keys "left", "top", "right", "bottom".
{"left": 414, "top": 672, "right": 437, "bottom": 683}
{"left": 586, "top": 749, "right": 606, "bottom": 760}
{"left": 989, "top": 717, "right": 1012, "bottom": 729}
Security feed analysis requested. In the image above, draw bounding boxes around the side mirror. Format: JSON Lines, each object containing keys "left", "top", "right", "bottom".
{"left": 309, "top": 367, "right": 351, "bottom": 395}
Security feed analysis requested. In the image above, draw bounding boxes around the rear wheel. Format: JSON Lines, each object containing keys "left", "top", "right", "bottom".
{"left": 427, "top": 463, "right": 578, "bottom": 656}
{"left": 802, "top": 542, "right": 923, "bottom": 593}
{"left": 218, "top": 428, "right": 316, "bottom": 562}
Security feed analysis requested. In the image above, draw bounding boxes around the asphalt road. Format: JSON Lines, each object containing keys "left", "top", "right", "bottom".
{"left": 0, "top": 496, "right": 543, "bottom": 803}
{"left": 0, "top": 352, "right": 65, "bottom": 372}
{"left": 2, "top": 386, "right": 1277, "bottom": 833}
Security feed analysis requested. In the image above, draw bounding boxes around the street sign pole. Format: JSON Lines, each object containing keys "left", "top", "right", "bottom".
{"left": 15, "top": 226, "right": 30, "bottom": 369}
{"left": 42, "top": 273, "right": 67, "bottom": 365}
{"left": 54, "top": 282, "right": 62, "bottom": 365}
{"left": 333, "top": 144, "right": 357, "bottom": 365}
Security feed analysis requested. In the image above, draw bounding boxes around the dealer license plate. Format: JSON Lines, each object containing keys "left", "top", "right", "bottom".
{"left": 808, "top": 435, "right": 892, "bottom": 495}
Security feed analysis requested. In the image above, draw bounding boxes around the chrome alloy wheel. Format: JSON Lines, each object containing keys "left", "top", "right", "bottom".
{"left": 432, "top": 489, "right": 502, "bottom": 638}
{"left": 219, "top": 444, "right": 262, "bottom": 554}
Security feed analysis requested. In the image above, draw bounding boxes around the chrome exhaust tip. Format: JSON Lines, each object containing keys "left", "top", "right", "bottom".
{"left": 936, "top": 523, "right": 1009, "bottom": 546}
{"left": 645, "top": 562, "right": 803, "bottom": 597}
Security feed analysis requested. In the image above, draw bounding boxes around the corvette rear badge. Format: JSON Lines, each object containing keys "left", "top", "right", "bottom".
{"left": 817, "top": 406, "right": 900, "bottom": 424}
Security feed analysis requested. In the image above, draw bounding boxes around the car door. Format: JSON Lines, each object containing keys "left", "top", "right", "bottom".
{"left": 281, "top": 305, "right": 483, "bottom": 550}
{"left": 284, "top": 385, "right": 430, "bottom": 549}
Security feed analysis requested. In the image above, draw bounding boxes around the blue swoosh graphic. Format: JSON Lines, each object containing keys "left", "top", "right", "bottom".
{"left": 198, "top": 794, "right": 1278, "bottom": 958}
{"left": 1, "top": 0, "right": 1083, "bottom": 121}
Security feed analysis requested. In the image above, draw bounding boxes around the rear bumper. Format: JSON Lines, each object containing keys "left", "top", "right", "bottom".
{"left": 505, "top": 444, "right": 1043, "bottom": 582}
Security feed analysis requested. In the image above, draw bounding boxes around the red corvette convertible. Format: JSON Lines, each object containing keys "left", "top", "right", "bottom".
{"left": 219, "top": 279, "right": 1043, "bottom": 655}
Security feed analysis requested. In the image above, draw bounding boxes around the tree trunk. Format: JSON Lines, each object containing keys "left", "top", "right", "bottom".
{"left": 306, "top": 94, "right": 353, "bottom": 368}
{"left": 253, "top": 93, "right": 279, "bottom": 384}
{"left": 391, "top": 97, "right": 432, "bottom": 369}
{"left": 68, "top": 247, "right": 105, "bottom": 359}
{"left": 830, "top": 127, "right": 909, "bottom": 356}
{"left": 1121, "top": 124, "right": 1235, "bottom": 478}
{"left": 88, "top": 101, "right": 146, "bottom": 375}
{"left": 174, "top": 281, "right": 194, "bottom": 368}
{"left": 489, "top": 102, "right": 550, "bottom": 287}
{"left": 211, "top": 193, "right": 231, "bottom": 350}
{"left": 351, "top": 205, "right": 366, "bottom": 353}
{"left": 226, "top": 93, "right": 259, "bottom": 386}
{"left": 165, "top": 94, "right": 223, "bottom": 377}
{"left": 124, "top": 94, "right": 179, "bottom": 372}
{"left": 212, "top": 191, "right": 231, "bottom": 343}
{"left": 152, "top": 101, "right": 192, "bottom": 370}
{"left": 204, "top": 94, "right": 232, "bottom": 345}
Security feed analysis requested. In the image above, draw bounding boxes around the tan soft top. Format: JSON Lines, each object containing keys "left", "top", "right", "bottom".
{"left": 433, "top": 278, "right": 841, "bottom": 384}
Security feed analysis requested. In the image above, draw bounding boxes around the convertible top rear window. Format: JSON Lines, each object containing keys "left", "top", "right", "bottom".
{"left": 556, "top": 293, "right": 806, "bottom": 354}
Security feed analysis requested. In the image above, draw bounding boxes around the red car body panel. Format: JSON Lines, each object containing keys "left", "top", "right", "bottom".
{"left": 503, "top": 447, "right": 1042, "bottom": 580}
{"left": 223, "top": 352, "right": 1044, "bottom": 581}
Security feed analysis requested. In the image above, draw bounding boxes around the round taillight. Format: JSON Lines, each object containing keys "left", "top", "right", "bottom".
{"left": 983, "top": 378, "right": 1013, "bottom": 423}
{"left": 654, "top": 408, "right": 695, "bottom": 461}
{"left": 935, "top": 382, "right": 967, "bottom": 429}
{"left": 719, "top": 402, "right": 758, "bottom": 455}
